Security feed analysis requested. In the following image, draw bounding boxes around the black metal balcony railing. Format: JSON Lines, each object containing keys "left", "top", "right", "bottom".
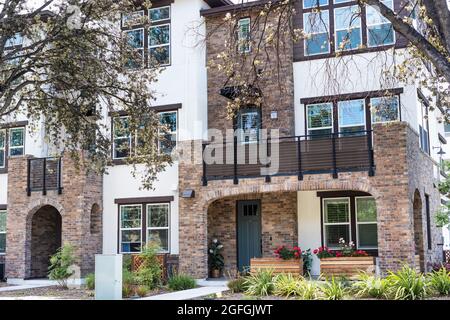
{"left": 202, "top": 131, "right": 375, "bottom": 186}
{"left": 27, "top": 157, "right": 63, "bottom": 196}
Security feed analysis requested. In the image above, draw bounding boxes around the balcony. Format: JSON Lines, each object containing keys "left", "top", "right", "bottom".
{"left": 202, "top": 131, "right": 375, "bottom": 185}
{"left": 27, "top": 157, "right": 63, "bottom": 196}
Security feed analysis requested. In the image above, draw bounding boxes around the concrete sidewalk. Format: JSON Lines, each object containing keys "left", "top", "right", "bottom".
{"left": 0, "top": 284, "right": 53, "bottom": 293}
{"left": 140, "top": 286, "right": 229, "bottom": 300}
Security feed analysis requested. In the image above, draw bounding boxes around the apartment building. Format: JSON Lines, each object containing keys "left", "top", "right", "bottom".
{"left": 0, "top": 0, "right": 446, "bottom": 282}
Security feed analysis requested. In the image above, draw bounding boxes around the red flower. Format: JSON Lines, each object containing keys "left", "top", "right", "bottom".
{"left": 313, "top": 249, "right": 318, "bottom": 254}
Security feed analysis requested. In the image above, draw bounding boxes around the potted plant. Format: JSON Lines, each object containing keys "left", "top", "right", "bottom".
{"left": 208, "top": 239, "right": 224, "bottom": 278}
{"left": 313, "top": 239, "right": 374, "bottom": 278}
{"left": 250, "top": 245, "right": 304, "bottom": 275}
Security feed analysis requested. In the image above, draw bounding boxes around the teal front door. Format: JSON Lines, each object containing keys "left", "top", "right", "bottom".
{"left": 237, "top": 200, "right": 262, "bottom": 272}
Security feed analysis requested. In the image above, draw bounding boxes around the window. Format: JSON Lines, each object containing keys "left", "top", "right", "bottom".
{"left": 0, "top": 210, "right": 5, "bottom": 254}
{"left": 237, "top": 108, "right": 261, "bottom": 143}
{"left": 9, "top": 127, "right": 24, "bottom": 156}
{"left": 425, "top": 194, "right": 432, "bottom": 250}
{"left": 323, "top": 198, "right": 351, "bottom": 249}
{"left": 370, "top": 96, "right": 400, "bottom": 123}
{"left": 5, "top": 33, "right": 23, "bottom": 48}
{"left": 120, "top": 205, "right": 142, "bottom": 253}
{"left": 147, "top": 204, "right": 170, "bottom": 252}
{"left": 419, "top": 97, "right": 430, "bottom": 155}
{"left": 356, "top": 197, "right": 378, "bottom": 249}
{"left": 304, "top": 10, "right": 330, "bottom": 56}
{"left": 149, "top": 24, "right": 171, "bottom": 66}
{"left": 113, "top": 117, "right": 132, "bottom": 159}
{"left": 159, "top": 111, "right": 177, "bottom": 154}
{"left": 0, "top": 130, "right": 5, "bottom": 168}
{"left": 306, "top": 103, "right": 333, "bottom": 138}
{"left": 122, "top": 6, "right": 171, "bottom": 69}
{"left": 303, "top": 0, "right": 328, "bottom": 8}
{"left": 338, "top": 99, "right": 365, "bottom": 136}
{"left": 237, "top": 18, "right": 251, "bottom": 53}
{"left": 445, "top": 122, "right": 450, "bottom": 135}
{"left": 366, "top": 0, "right": 395, "bottom": 47}
{"left": 334, "top": 5, "right": 362, "bottom": 51}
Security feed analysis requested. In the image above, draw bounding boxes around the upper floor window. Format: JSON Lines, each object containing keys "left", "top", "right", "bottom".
{"left": 366, "top": 0, "right": 395, "bottom": 47}
{"left": 5, "top": 33, "right": 23, "bottom": 48}
{"left": 306, "top": 103, "right": 333, "bottom": 138}
{"left": 303, "top": 0, "right": 328, "bottom": 9}
{"left": 303, "top": 10, "right": 330, "bottom": 56}
{"left": 113, "top": 116, "right": 132, "bottom": 159}
{"left": 444, "top": 122, "right": 450, "bottom": 135}
{"left": 338, "top": 99, "right": 366, "bottom": 136}
{"left": 370, "top": 96, "right": 400, "bottom": 123}
{"left": 159, "top": 111, "right": 177, "bottom": 154}
{"left": 122, "top": 5, "right": 171, "bottom": 69}
{"left": 334, "top": 5, "right": 362, "bottom": 51}
{"left": 0, "top": 210, "right": 5, "bottom": 254}
{"left": 9, "top": 127, "right": 24, "bottom": 156}
{"left": 237, "top": 107, "right": 261, "bottom": 143}
{"left": 237, "top": 18, "right": 251, "bottom": 54}
{"left": 419, "top": 97, "right": 430, "bottom": 155}
{"left": 0, "top": 131, "right": 5, "bottom": 169}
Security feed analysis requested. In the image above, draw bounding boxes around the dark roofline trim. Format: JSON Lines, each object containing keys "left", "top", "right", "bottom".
{"left": 205, "top": 0, "right": 234, "bottom": 8}
{"left": 201, "top": 0, "right": 281, "bottom": 17}
{"left": 108, "top": 103, "right": 182, "bottom": 117}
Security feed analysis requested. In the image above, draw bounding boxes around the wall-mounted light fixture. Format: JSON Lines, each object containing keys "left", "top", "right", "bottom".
{"left": 181, "top": 189, "right": 195, "bottom": 198}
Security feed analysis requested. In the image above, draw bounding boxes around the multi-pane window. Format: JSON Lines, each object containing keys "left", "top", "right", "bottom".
{"left": 0, "top": 130, "right": 5, "bottom": 168}
{"left": 419, "top": 97, "right": 430, "bottom": 155}
{"left": 5, "top": 33, "right": 23, "bottom": 48}
{"left": 370, "top": 96, "right": 400, "bottom": 123}
{"left": 356, "top": 197, "right": 378, "bottom": 249}
{"left": 303, "top": 10, "right": 330, "bottom": 56}
{"left": 303, "top": 0, "right": 328, "bottom": 8}
{"left": 120, "top": 205, "right": 142, "bottom": 253}
{"left": 366, "top": 0, "right": 395, "bottom": 47}
{"left": 147, "top": 204, "right": 170, "bottom": 252}
{"left": 113, "top": 117, "right": 132, "bottom": 159}
{"left": 237, "top": 108, "right": 261, "bottom": 143}
{"left": 122, "top": 6, "right": 171, "bottom": 69}
{"left": 306, "top": 103, "right": 333, "bottom": 138}
{"left": 323, "top": 198, "right": 351, "bottom": 248}
{"left": 237, "top": 18, "right": 251, "bottom": 53}
{"left": 159, "top": 111, "right": 177, "bottom": 154}
{"left": 0, "top": 210, "right": 5, "bottom": 254}
{"left": 338, "top": 99, "right": 366, "bottom": 136}
{"left": 334, "top": 5, "right": 362, "bottom": 51}
{"left": 9, "top": 127, "right": 24, "bottom": 156}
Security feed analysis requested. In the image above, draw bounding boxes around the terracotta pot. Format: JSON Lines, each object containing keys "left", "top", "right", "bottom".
{"left": 210, "top": 269, "right": 221, "bottom": 278}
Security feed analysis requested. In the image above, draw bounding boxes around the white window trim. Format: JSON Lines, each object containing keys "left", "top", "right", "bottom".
{"left": 119, "top": 204, "right": 143, "bottom": 254}
{"left": 0, "top": 129, "right": 5, "bottom": 169}
{"left": 366, "top": 0, "right": 396, "bottom": 47}
{"left": 113, "top": 116, "right": 132, "bottom": 160}
{"left": 124, "top": 28, "right": 145, "bottom": 68}
{"left": 338, "top": 99, "right": 366, "bottom": 134}
{"left": 334, "top": 5, "right": 362, "bottom": 52}
{"left": 149, "top": 6, "right": 171, "bottom": 23}
{"left": 355, "top": 196, "right": 378, "bottom": 250}
{"left": 0, "top": 210, "right": 5, "bottom": 255}
{"left": 238, "top": 18, "right": 251, "bottom": 54}
{"left": 146, "top": 203, "right": 170, "bottom": 253}
{"left": 306, "top": 103, "right": 334, "bottom": 135}
{"left": 158, "top": 111, "right": 178, "bottom": 154}
{"left": 303, "top": 10, "right": 331, "bottom": 56}
{"left": 370, "top": 96, "right": 400, "bottom": 124}
{"left": 121, "top": 10, "right": 145, "bottom": 28}
{"left": 303, "top": 0, "right": 328, "bottom": 9}
{"left": 322, "top": 197, "right": 352, "bottom": 250}
{"left": 8, "top": 127, "right": 24, "bottom": 157}
{"left": 149, "top": 23, "right": 171, "bottom": 67}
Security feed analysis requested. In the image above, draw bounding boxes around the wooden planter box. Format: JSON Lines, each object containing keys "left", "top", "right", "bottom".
{"left": 320, "top": 257, "right": 375, "bottom": 278}
{"left": 250, "top": 257, "right": 303, "bottom": 275}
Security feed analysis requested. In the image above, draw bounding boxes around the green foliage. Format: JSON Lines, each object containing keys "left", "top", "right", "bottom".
{"left": 273, "top": 273, "right": 303, "bottom": 297}
{"left": 320, "top": 277, "right": 347, "bottom": 300}
{"left": 302, "top": 249, "right": 313, "bottom": 275}
{"left": 208, "top": 239, "right": 225, "bottom": 271}
{"left": 47, "top": 244, "right": 76, "bottom": 288}
{"left": 122, "top": 268, "right": 135, "bottom": 287}
{"left": 133, "top": 243, "right": 163, "bottom": 289}
{"left": 123, "top": 255, "right": 132, "bottom": 271}
{"left": 227, "top": 277, "right": 249, "bottom": 293}
{"left": 297, "top": 280, "right": 319, "bottom": 300}
{"left": 244, "top": 269, "right": 275, "bottom": 296}
{"left": 435, "top": 208, "right": 450, "bottom": 228}
{"left": 85, "top": 273, "right": 95, "bottom": 290}
{"left": 122, "top": 284, "right": 134, "bottom": 298}
{"left": 136, "top": 285, "right": 150, "bottom": 297}
{"left": 352, "top": 272, "right": 389, "bottom": 299}
{"left": 427, "top": 267, "right": 450, "bottom": 295}
{"left": 168, "top": 274, "right": 197, "bottom": 291}
{"left": 385, "top": 265, "right": 428, "bottom": 300}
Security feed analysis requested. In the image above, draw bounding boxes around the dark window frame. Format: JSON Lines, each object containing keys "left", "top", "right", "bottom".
{"left": 425, "top": 194, "right": 432, "bottom": 250}
{"left": 418, "top": 90, "right": 431, "bottom": 155}
{"left": 0, "top": 122, "right": 27, "bottom": 174}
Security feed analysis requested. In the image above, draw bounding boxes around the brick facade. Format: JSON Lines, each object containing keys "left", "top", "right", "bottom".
{"left": 178, "top": 122, "right": 443, "bottom": 278}
{"left": 5, "top": 153, "right": 102, "bottom": 279}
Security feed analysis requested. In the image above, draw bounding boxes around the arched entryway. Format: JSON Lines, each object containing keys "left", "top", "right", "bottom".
{"left": 30, "top": 205, "right": 62, "bottom": 278}
{"left": 413, "top": 190, "right": 425, "bottom": 272}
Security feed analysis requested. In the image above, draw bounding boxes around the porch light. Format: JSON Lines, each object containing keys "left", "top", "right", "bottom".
{"left": 181, "top": 189, "right": 195, "bottom": 198}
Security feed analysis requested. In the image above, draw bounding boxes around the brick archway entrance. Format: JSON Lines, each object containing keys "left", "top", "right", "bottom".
{"left": 29, "top": 205, "right": 62, "bottom": 279}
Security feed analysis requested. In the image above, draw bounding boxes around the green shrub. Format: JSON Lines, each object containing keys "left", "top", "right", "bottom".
{"left": 133, "top": 243, "right": 163, "bottom": 289}
{"left": 168, "top": 274, "right": 197, "bottom": 291}
{"left": 48, "top": 244, "right": 76, "bottom": 288}
{"left": 123, "top": 268, "right": 135, "bottom": 287}
{"left": 85, "top": 273, "right": 95, "bottom": 290}
{"left": 136, "top": 285, "right": 150, "bottom": 297}
{"left": 320, "top": 276, "right": 347, "bottom": 300}
{"left": 428, "top": 267, "right": 450, "bottom": 295}
{"left": 273, "top": 273, "right": 303, "bottom": 298}
{"left": 228, "top": 277, "right": 249, "bottom": 293}
{"left": 123, "top": 255, "right": 132, "bottom": 271}
{"left": 122, "top": 284, "right": 134, "bottom": 298}
{"left": 352, "top": 272, "right": 389, "bottom": 299}
{"left": 297, "top": 280, "right": 319, "bottom": 300}
{"left": 385, "top": 265, "right": 428, "bottom": 300}
{"left": 244, "top": 269, "right": 275, "bottom": 296}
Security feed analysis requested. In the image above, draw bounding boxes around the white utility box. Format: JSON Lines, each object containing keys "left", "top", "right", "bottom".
{"left": 95, "top": 254, "right": 123, "bottom": 300}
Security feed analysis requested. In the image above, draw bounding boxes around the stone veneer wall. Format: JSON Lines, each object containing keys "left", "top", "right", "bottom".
{"left": 178, "top": 122, "right": 443, "bottom": 278}
{"left": 5, "top": 153, "right": 103, "bottom": 279}
{"left": 208, "top": 192, "right": 297, "bottom": 274}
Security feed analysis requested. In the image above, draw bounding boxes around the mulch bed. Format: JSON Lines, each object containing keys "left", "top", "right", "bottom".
{"left": 0, "top": 286, "right": 94, "bottom": 300}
